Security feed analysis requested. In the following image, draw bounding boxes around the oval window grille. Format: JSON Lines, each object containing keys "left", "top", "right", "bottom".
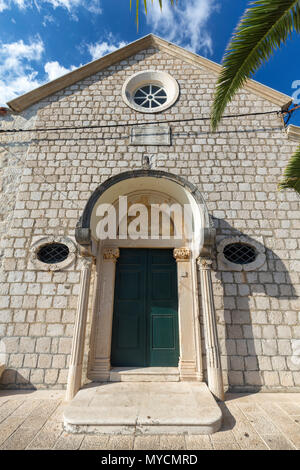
{"left": 223, "top": 243, "right": 257, "bottom": 265}
{"left": 133, "top": 85, "right": 167, "bottom": 109}
{"left": 37, "top": 243, "right": 70, "bottom": 264}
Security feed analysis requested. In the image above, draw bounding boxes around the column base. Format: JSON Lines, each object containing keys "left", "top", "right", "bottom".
{"left": 179, "top": 360, "right": 199, "bottom": 381}
{"left": 88, "top": 358, "right": 111, "bottom": 382}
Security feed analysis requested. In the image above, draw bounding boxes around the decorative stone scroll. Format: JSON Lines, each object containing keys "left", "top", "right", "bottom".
{"left": 198, "top": 257, "right": 213, "bottom": 269}
{"left": 103, "top": 248, "right": 120, "bottom": 262}
{"left": 173, "top": 247, "right": 191, "bottom": 261}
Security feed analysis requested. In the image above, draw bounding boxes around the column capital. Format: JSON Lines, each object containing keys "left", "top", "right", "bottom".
{"left": 173, "top": 247, "right": 191, "bottom": 262}
{"left": 80, "top": 256, "right": 94, "bottom": 269}
{"left": 103, "top": 247, "right": 120, "bottom": 262}
{"left": 197, "top": 257, "right": 213, "bottom": 270}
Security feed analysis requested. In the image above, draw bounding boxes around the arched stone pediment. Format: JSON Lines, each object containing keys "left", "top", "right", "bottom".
{"left": 75, "top": 169, "right": 214, "bottom": 259}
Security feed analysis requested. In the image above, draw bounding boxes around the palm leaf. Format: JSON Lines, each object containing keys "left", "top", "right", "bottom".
{"left": 131, "top": 0, "right": 175, "bottom": 29}
{"left": 278, "top": 144, "right": 300, "bottom": 194}
{"left": 211, "top": 0, "right": 300, "bottom": 131}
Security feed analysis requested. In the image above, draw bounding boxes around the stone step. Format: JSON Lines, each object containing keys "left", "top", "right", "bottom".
{"left": 109, "top": 367, "right": 180, "bottom": 382}
{"left": 63, "top": 382, "right": 222, "bottom": 435}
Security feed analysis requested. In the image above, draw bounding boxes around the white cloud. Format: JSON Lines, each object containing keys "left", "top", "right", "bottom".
{"left": 0, "top": 0, "right": 102, "bottom": 15}
{"left": 0, "top": 37, "right": 82, "bottom": 106}
{"left": 0, "top": 38, "right": 45, "bottom": 105}
{"left": 44, "top": 60, "right": 76, "bottom": 80}
{"left": 0, "top": 38, "right": 44, "bottom": 72}
{"left": 44, "top": 0, "right": 82, "bottom": 11}
{"left": 42, "top": 14, "right": 55, "bottom": 26}
{"left": 145, "top": 0, "right": 219, "bottom": 55}
{"left": 88, "top": 38, "right": 127, "bottom": 61}
{"left": 0, "top": 0, "right": 8, "bottom": 11}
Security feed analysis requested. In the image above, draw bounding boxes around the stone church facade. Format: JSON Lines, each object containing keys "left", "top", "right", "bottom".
{"left": 0, "top": 34, "right": 299, "bottom": 399}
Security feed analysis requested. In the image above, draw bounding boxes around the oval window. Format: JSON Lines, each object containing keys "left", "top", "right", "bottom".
{"left": 37, "top": 243, "right": 70, "bottom": 264}
{"left": 223, "top": 243, "right": 256, "bottom": 265}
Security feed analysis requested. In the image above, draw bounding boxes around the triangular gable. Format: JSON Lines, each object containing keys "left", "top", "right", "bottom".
{"left": 7, "top": 34, "right": 292, "bottom": 112}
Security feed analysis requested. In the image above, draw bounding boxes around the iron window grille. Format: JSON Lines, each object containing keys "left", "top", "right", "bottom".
{"left": 223, "top": 243, "right": 257, "bottom": 265}
{"left": 37, "top": 243, "right": 70, "bottom": 264}
{"left": 133, "top": 85, "right": 167, "bottom": 109}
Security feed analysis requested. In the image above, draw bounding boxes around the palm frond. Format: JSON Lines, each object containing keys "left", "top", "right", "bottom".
{"left": 131, "top": 0, "right": 176, "bottom": 29}
{"left": 279, "top": 144, "right": 300, "bottom": 194}
{"left": 211, "top": 0, "right": 300, "bottom": 131}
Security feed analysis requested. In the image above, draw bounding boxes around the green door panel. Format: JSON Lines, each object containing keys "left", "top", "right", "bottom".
{"left": 111, "top": 250, "right": 147, "bottom": 366}
{"left": 111, "top": 248, "right": 179, "bottom": 367}
{"left": 148, "top": 250, "right": 179, "bottom": 366}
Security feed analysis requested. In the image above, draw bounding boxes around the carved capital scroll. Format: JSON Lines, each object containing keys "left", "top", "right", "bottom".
{"left": 103, "top": 248, "right": 120, "bottom": 262}
{"left": 197, "top": 257, "right": 213, "bottom": 270}
{"left": 173, "top": 247, "right": 191, "bottom": 262}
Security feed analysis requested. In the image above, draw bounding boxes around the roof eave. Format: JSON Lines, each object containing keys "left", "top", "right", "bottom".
{"left": 7, "top": 34, "right": 292, "bottom": 113}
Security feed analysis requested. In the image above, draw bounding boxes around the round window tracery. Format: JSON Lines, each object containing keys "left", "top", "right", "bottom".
{"left": 122, "top": 70, "right": 179, "bottom": 113}
{"left": 133, "top": 85, "right": 167, "bottom": 109}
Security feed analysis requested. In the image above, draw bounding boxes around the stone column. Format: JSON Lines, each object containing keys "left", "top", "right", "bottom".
{"left": 66, "top": 257, "right": 94, "bottom": 402}
{"left": 197, "top": 257, "right": 224, "bottom": 401}
{"left": 173, "top": 248, "right": 198, "bottom": 381}
{"left": 90, "top": 247, "right": 120, "bottom": 381}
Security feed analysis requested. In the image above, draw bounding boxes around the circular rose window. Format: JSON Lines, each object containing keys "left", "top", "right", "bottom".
{"left": 122, "top": 70, "right": 179, "bottom": 113}
{"left": 133, "top": 85, "right": 167, "bottom": 109}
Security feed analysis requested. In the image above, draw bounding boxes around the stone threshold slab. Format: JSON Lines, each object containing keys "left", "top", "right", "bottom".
{"left": 109, "top": 367, "right": 180, "bottom": 382}
{"left": 63, "top": 382, "right": 222, "bottom": 435}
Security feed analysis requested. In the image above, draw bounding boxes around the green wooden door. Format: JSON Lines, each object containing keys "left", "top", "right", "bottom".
{"left": 111, "top": 249, "right": 179, "bottom": 367}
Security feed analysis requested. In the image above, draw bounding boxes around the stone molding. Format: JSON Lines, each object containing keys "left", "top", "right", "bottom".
{"left": 217, "top": 236, "right": 266, "bottom": 272}
{"left": 29, "top": 235, "right": 76, "bottom": 271}
{"left": 173, "top": 247, "right": 191, "bottom": 261}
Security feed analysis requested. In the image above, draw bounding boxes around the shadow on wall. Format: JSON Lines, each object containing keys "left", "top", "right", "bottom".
{"left": 212, "top": 218, "right": 298, "bottom": 393}
{"left": 0, "top": 370, "right": 36, "bottom": 390}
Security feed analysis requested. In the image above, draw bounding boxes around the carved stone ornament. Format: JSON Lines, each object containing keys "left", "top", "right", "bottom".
{"left": 81, "top": 256, "right": 94, "bottom": 269}
{"left": 30, "top": 236, "right": 76, "bottom": 271}
{"left": 103, "top": 248, "right": 120, "bottom": 261}
{"left": 173, "top": 247, "right": 191, "bottom": 261}
{"left": 197, "top": 257, "right": 213, "bottom": 270}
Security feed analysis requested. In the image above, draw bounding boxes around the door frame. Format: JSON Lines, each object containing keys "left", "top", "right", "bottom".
{"left": 68, "top": 170, "right": 224, "bottom": 399}
{"left": 87, "top": 238, "right": 202, "bottom": 382}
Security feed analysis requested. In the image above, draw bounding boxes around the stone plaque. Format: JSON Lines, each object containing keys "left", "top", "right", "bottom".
{"left": 130, "top": 124, "right": 171, "bottom": 145}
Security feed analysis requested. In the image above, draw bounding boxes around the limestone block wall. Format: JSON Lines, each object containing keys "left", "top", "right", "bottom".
{"left": 0, "top": 46, "right": 299, "bottom": 390}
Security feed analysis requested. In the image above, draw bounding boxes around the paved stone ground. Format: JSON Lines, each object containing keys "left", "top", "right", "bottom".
{"left": 0, "top": 390, "right": 300, "bottom": 450}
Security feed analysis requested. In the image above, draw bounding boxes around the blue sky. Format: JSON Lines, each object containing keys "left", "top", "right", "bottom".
{"left": 0, "top": 0, "right": 299, "bottom": 125}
